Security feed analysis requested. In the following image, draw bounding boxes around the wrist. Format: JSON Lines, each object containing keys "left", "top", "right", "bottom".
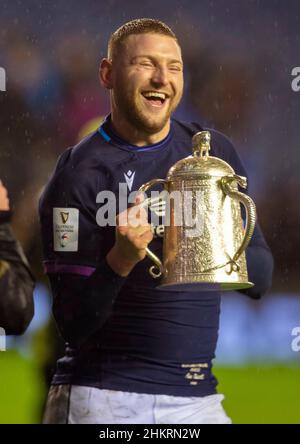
{"left": 106, "top": 245, "right": 138, "bottom": 277}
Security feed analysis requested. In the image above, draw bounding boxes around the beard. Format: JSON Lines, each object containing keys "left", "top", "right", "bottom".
{"left": 112, "top": 86, "right": 181, "bottom": 135}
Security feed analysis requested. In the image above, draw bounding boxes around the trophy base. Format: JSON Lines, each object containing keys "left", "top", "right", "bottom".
{"left": 156, "top": 281, "right": 254, "bottom": 292}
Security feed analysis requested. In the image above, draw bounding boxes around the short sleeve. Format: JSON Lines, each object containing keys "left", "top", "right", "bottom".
{"left": 39, "top": 148, "right": 112, "bottom": 277}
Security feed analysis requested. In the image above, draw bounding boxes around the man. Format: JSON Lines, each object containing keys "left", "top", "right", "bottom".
{"left": 0, "top": 181, "right": 34, "bottom": 334}
{"left": 39, "top": 19, "right": 273, "bottom": 424}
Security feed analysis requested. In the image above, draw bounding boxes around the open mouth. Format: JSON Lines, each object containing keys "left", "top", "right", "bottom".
{"left": 141, "top": 91, "right": 169, "bottom": 108}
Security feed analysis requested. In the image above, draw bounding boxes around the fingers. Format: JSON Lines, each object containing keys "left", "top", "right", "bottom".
{"left": 126, "top": 225, "right": 153, "bottom": 250}
{"left": 128, "top": 206, "right": 148, "bottom": 227}
{"left": 117, "top": 196, "right": 148, "bottom": 228}
{"left": 0, "top": 181, "right": 10, "bottom": 211}
{"left": 114, "top": 192, "right": 153, "bottom": 264}
{"left": 125, "top": 191, "right": 148, "bottom": 226}
{"left": 120, "top": 222, "right": 152, "bottom": 240}
{"left": 138, "top": 229, "right": 154, "bottom": 247}
{"left": 134, "top": 191, "right": 145, "bottom": 205}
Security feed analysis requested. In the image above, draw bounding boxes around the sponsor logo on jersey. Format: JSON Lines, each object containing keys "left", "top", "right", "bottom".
{"left": 53, "top": 207, "right": 79, "bottom": 251}
{"left": 60, "top": 212, "right": 69, "bottom": 224}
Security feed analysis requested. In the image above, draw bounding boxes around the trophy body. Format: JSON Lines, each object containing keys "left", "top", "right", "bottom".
{"left": 139, "top": 131, "right": 256, "bottom": 291}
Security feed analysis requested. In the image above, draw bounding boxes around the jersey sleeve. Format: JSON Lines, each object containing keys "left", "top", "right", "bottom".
{"left": 39, "top": 148, "right": 127, "bottom": 347}
{"left": 39, "top": 147, "right": 103, "bottom": 270}
{"left": 209, "top": 128, "right": 274, "bottom": 299}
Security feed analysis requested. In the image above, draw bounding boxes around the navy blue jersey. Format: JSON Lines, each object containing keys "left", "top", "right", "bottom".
{"left": 39, "top": 115, "right": 273, "bottom": 396}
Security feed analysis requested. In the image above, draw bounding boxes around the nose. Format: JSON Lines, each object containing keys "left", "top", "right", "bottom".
{"left": 151, "top": 65, "right": 169, "bottom": 87}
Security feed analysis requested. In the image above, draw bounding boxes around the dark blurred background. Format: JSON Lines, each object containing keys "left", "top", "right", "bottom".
{"left": 0, "top": 0, "right": 299, "bottom": 424}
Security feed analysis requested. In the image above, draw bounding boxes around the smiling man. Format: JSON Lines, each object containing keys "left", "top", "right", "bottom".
{"left": 39, "top": 19, "right": 273, "bottom": 424}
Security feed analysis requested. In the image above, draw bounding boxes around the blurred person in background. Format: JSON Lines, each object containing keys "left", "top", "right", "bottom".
{"left": 39, "top": 18, "right": 273, "bottom": 424}
{"left": 0, "top": 181, "right": 35, "bottom": 335}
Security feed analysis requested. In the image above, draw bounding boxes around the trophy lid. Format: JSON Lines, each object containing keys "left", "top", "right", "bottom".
{"left": 167, "top": 131, "right": 234, "bottom": 180}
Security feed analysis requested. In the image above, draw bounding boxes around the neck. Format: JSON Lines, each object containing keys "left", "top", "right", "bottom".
{"left": 110, "top": 110, "right": 170, "bottom": 146}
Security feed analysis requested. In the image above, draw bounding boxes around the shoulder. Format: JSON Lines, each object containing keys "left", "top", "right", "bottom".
{"left": 56, "top": 131, "right": 129, "bottom": 173}
{"left": 71, "top": 131, "right": 131, "bottom": 169}
{"left": 39, "top": 133, "right": 103, "bottom": 214}
{"left": 172, "top": 118, "right": 236, "bottom": 156}
{"left": 40, "top": 131, "right": 127, "bottom": 200}
{"left": 172, "top": 118, "right": 246, "bottom": 175}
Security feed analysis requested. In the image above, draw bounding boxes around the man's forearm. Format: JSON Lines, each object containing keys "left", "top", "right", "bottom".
{"left": 242, "top": 244, "right": 274, "bottom": 299}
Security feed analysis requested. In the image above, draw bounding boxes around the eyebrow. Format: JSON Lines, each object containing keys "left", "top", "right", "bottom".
{"left": 131, "top": 55, "right": 183, "bottom": 65}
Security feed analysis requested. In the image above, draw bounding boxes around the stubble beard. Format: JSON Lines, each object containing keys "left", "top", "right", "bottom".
{"left": 113, "top": 88, "right": 180, "bottom": 135}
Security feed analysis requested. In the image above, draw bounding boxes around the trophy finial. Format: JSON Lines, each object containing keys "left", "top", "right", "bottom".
{"left": 192, "top": 131, "right": 211, "bottom": 157}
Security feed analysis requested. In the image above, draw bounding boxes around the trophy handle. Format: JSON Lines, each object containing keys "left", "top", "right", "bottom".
{"left": 138, "top": 179, "right": 168, "bottom": 279}
{"left": 221, "top": 174, "right": 256, "bottom": 271}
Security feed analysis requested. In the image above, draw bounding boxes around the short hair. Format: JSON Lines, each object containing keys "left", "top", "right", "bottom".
{"left": 108, "top": 18, "right": 178, "bottom": 60}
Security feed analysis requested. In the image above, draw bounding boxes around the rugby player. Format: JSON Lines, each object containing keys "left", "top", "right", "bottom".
{"left": 40, "top": 18, "right": 273, "bottom": 424}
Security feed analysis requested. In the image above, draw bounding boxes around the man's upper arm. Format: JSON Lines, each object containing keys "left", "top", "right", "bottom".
{"left": 39, "top": 150, "right": 126, "bottom": 347}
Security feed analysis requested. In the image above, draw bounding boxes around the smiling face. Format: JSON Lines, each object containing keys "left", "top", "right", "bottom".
{"left": 109, "top": 33, "right": 184, "bottom": 137}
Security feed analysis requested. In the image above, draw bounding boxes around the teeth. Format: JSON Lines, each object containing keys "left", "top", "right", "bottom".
{"left": 143, "top": 92, "right": 166, "bottom": 100}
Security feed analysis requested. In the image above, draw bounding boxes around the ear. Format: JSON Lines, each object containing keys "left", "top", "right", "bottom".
{"left": 99, "top": 58, "right": 113, "bottom": 90}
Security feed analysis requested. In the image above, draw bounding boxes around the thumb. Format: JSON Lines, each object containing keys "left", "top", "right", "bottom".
{"left": 134, "top": 191, "right": 146, "bottom": 206}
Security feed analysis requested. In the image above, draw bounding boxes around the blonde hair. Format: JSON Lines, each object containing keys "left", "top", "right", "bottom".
{"left": 108, "top": 18, "right": 178, "bottom": 60}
